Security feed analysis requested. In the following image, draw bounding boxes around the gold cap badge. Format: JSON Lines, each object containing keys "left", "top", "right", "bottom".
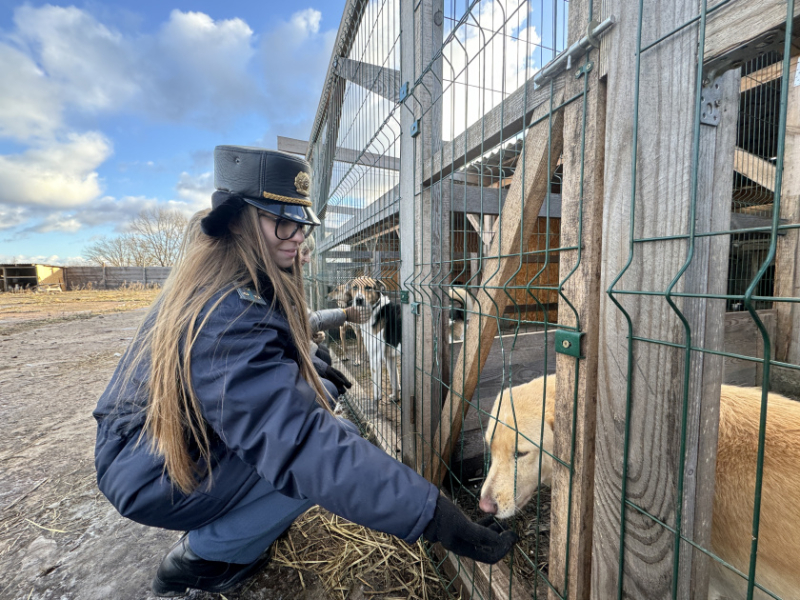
{"left": 294, "top": 171, "right": 311, "bottom": 197}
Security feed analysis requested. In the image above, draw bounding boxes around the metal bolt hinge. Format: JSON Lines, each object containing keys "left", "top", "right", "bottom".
{"left": 400, "top": 290, "right": 410, "bottom": 304}
{"left": 555, "top": 329, "right": 585, "bottom": 358}
{"left": 410, "top": 119, "right": 421, "bottom": 137}
{"left": 700, "top": 77, "right": 723, "bottom": 127}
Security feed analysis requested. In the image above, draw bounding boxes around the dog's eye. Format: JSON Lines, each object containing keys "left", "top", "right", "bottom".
{"left": 365, "top": 286, "right": 374, "bottom": 291}
{"left": 515, "top": 450, "right": 530, "bottom": 458}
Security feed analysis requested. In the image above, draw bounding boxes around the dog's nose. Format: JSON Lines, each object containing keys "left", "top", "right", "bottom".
{"left": 478, "top": 496, "right": 498, "bottom": 515}
{"left": 355, "top": 297, "right": 365, "bottom": 307}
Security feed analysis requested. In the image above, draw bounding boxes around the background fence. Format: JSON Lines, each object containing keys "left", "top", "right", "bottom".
{"left": 304, "top": 0, "right": 800, "bottom": 598}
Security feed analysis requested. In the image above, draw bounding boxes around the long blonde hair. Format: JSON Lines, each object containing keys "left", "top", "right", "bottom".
{"left": 125, "top": 205, "right": 330, "bottom": 494}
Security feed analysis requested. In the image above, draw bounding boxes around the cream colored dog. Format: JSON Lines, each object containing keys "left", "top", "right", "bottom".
{"left": 479, "top": 375, "right": 800, "bottom": 600}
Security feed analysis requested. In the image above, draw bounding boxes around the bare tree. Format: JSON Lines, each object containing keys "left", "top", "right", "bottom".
{"left": 83, "top": 236, "right": 135, "bottom": 267}
{"left": 129, "top": 208, "right": 188, "bottom": 267}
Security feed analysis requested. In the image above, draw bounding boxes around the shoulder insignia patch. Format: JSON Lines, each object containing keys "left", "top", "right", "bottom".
{"left": 237, "top": 286, "right": 267, "bottom": 306}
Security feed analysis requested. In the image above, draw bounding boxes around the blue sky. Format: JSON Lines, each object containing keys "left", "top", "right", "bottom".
{"left": 0, "top": 0, "right": 345, "bottom": 264}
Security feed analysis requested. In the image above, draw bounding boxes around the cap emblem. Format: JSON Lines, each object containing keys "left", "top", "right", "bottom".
{"left": 294, "top": 171, "right": 311, "bottom": 197}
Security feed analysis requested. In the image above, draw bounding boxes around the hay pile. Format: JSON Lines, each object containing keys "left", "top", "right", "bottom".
{"left": 272, "top": 506, "right": 457, "bottom": 600}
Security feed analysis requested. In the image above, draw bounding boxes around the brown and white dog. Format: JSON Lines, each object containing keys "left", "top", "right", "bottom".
{"left": 479, "top": 375, "right": 800, "bottom": 600}
{"left": 347, "top": 276, "right": 401, "bottom": 402}
{"left": 326, "top": 284, "right": 364, "bottom": 366}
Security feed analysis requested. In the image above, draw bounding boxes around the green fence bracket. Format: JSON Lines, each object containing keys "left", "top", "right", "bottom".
{"left": 555, "top": 329, "right": 585, "bottom": 358}
{"left": 400, "top": 290, "right": 410, "bottom": 304}
{"left": 399, "top": 82, "right": 409, "bottom": 102}
{"left": 411, "top": 302, "right": 421, "bottom": 315}
{"left": 410, "top": 119, "right": 421, "bottom": 137}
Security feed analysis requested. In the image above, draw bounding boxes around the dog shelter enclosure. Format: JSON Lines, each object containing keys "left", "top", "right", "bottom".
{"left": 298, "top": 0, "right": 800, "bottom": 598}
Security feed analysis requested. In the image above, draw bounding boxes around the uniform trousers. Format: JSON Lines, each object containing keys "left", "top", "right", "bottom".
{"left": 187, "top": 475, "right": 313, "bottom": 564}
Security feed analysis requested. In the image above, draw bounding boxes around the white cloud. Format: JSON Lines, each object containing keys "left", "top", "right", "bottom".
{"left": 0, "top": 206, "right": 29, "bottom": 231}
{"left": 175, "top": 171, "right": 214, "bottom": 210}
{"left": 13, "top": 5, "right": 139, "bottom": 113}
{"left": 0, "top": 44, "right": 62, "bottom": 141}
{"left": 0, "top": 132, "right": 112, "bottom": 208}
{"left": 291, "top": 9, "right": 322, "bottom": 35}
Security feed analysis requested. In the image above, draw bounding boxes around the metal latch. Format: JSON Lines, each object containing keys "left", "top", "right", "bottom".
{"left": 534, "top": 16, "right": 616, "bottom": 87}
{"left": 555, "top": 329, "right": 584, "bottom": 358}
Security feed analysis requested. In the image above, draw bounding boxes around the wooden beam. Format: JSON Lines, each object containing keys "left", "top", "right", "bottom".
{"left": 774, "top": 57, "right": 800, "bottom": 394}
{"left": 307, "top": 0, "right": 369, "bottom": 155}
{"left": 423, "top": 75, "right": 566, "bottom": 187}
{"left": 734, "top": 147, "right": 777, "bottom": 191}
{"left": 279, "top": 136, "right": 400, "bottom": 171}
{"left": 426, "top": 92, "right": 565, "bottom": 485}
{"left": 434, "top": 544, "right": 529, "bottom": 600}
{"left": 548, "top": 1, "right": 606, "bottom": 598}
{"left": 740, "top": 55, "right": 800, "bottom": 92}
{"left": 399, "top": 0, "right": 416, "bottom": 469}
{"left": 705, "top": 0, "right": 800, "bottom": 62}
{"left": 414, "top": 0, "right": 447, "bottom": 474}
{"left": 335, "top": 56, "right": 401, "bottom": 101}
{"left": 592, "top": 0, "right": 738, "bottom": 596}
{"left": 323, "top": 251, "right": 400, "bottom": 261}
{"left": 320, "top": 183, "right": 559, "bottom": 252}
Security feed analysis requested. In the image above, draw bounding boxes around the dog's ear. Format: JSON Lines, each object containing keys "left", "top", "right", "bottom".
{"left": 376, "top": 279, "right": 386, "bottom": 292}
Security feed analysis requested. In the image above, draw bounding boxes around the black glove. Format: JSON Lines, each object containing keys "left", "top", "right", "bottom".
{"left": 324, "top": 365, "right": 352, "bottom": 395}
{"left": 422, "top": 496, "right": 518, "bottom": 564}
{"left": 316, "top": 344, "right": 333, "bottom": 367}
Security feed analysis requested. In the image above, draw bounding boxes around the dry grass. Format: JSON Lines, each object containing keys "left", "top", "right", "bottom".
{"left": 273, "top": 506, "right": 458, "bottom": 600}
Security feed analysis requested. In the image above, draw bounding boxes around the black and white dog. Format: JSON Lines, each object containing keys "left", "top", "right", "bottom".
{"left": 347, "top": 277, "right": 401, "bottom": 402}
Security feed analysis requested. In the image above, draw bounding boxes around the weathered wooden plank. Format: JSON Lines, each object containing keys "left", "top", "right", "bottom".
{"left": 423, "top": 76, "right": 566, "bottom": 187}
{"left": 774, "top": 60, "right": 800, "bottom": 396}
{"left": 548, "top": 1, "right": 607, "bottom": 597}
{"left": 435, "top": 543, "right": 531, "bottom": 600}
{"left": 319, "top": 185, "right": 560, "bottom": 252}
{"left": 734, "top": 147, "right": 776, "bottom": 192}
{"left": 740, "top": 55, "right": 799, "bottom": 92}
{"left": 414, "top": 0, "right": 447, "bottom": 475}
{"left": 398, "top": 0, "right": 416, "bottom": 468}
{"left": 279, "top": 136, "right": 400, "bottom": 171}
{"left": 426, "top": 92, "right": 565, "bottom": 486}
{"left": 723, "top": 310, "right": 776, "bottom": 386}
{"left": 705, "top": 0, "right": 800, "bottom": 62}
{"left": 307, "top": 0, "right": 369, "bottom": 156}
{"left": 592, "top": 1, "right": 737, "bottom": 597}
{"left": 335, "top": 56, "right": 401, "bottom": 101}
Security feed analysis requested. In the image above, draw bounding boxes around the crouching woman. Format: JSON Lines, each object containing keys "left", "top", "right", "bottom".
{"left": 93, "top": 146, "right": 516, "bottom": 597}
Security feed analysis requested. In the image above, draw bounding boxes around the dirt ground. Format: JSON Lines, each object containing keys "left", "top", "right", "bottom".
{"left": 0, "top": 291, "right": 362, "bottom": 600}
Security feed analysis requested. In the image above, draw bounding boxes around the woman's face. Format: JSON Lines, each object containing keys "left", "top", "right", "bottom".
{"left": 258, "top": 213, "right": 306, "bottom": 269}
{"left": 300, "top": 247, "right": 313, "bottom": 266}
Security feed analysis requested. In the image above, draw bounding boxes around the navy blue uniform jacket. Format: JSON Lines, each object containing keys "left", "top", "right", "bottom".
{"left": 93, "top": 287, "right": 438, "bottom": 543}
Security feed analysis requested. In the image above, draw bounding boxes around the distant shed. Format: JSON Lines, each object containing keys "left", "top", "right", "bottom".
{"left": 0, "top": 264, "right": 64, "bottom": 292}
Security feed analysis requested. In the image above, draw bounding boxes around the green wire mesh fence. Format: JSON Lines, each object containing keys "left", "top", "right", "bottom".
{"left": 301, "top": 0, "right": 800, "bottom": 598}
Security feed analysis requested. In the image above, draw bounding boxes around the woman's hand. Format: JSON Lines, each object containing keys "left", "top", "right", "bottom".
{"left": 422, "top": 496, "right": 518, "bottom": 564}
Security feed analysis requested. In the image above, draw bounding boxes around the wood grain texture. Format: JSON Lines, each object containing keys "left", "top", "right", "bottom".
{"left": 399, "top": 0, "right": 417, "bottom": 468}
{"left": 591, "top": 1, "right": 738, "bottom": 597}
{"left": 549, "top": 1, "right": 607, "bottom": 597}
{"left": 335, "top": 56, "right": 401, "bottom": 102}
{"left": 423, "top": 76, "right": 566, "bottom": 187}
{"left": 426, "top": 94, "right": 565, "bottom": 485}
{"left": 774, "top": 64, "right": 800, "bottom": 386}
{"left": 705, "top": 0, "right": 800, "bottom": 61}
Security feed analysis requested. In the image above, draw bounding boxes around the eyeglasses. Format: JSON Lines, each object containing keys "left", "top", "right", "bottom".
{"left": 258, "top": 212, "right": 312, "bottom": 241}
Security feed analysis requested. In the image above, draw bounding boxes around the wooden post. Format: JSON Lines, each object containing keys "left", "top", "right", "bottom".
{"left": 591, "top": 1, "right": 738, "bottom": 597}
{"left": 399, "top": 0, "right": 417, "bottom": 468}
{"left": 774, "top": 55, "right": 800, "bottom": 393}
{"left": 548, "top": 1, "right": 606, "bottom": 598}
{"left": 412, "top": 0, "right": 446, "bottom": 474}
{"left": 427, "top": 94, "right": 565, "bottom": 485}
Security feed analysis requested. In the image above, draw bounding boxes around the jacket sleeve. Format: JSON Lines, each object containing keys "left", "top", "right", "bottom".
{"left": 191, "top": 298, "right": 438, "bottom": 543}
{"left": 308, "top": 308, "right": 347, "bottom": 334}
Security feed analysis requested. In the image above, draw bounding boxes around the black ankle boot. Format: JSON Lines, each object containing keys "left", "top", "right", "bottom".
{"left": 151, "top": 535, "right": 272, "bottom": 597}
